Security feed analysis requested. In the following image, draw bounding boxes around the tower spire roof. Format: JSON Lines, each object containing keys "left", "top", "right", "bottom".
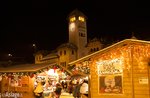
{"left": 68, "top": 9, "right": 87, "bottom": 19}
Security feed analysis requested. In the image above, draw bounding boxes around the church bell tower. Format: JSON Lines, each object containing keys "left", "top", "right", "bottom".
{"left": 68, "top": 9, "right": 88, "bottom": 59}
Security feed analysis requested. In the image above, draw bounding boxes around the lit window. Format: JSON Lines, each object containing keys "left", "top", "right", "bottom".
{"left": 78, "top": 16, "right": 85, "bottom": 22}
{"left": 70, "top": 17, "right": 76, "bottom": 22}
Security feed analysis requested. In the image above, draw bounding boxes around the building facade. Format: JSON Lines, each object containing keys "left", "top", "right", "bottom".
{"left": 34, "top": 9, "right": 103, "bottom": 71}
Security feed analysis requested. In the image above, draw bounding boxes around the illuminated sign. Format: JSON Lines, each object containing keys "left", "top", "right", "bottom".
{"left": 96, "top": 58, "right": 123, "bottom": 75}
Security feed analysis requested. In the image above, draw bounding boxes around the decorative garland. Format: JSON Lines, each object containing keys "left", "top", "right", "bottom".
{"left": 0, "top": 64, "right": 63, "bottom": 80}
{"left": 68, "top": 60, "right": 91, "bottom": 74}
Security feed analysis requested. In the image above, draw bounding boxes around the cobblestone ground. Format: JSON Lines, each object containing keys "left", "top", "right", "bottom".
{"left": 60, "top": 92, "right": 74, "bottom": 98}
{"left": 43, "top": 91, "right": 74, "bottom": 98}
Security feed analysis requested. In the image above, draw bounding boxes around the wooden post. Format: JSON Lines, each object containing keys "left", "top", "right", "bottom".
{"left": 88, "top": 75, "right": 91, "bottom": 98}
{"left": 130, "top": 44, "right": 135, "bottom": 98}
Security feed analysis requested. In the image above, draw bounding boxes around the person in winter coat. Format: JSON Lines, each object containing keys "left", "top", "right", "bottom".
{"left": 53, "top": 83, "right": 62, "bottom": 98}
{"left": 80, "top": 80, "right": 88, "bottom": 97}
{"left": 73, "top": 82, "right": 81, "bottom": 98}
{"left": 34, "top": 82, "right": 44, "bottom": 98}
{"left": 63, "top": 82, "right": 68, "bottom": 92}
{"left": 68, "top": 81, "right": 73, "bottom": 95}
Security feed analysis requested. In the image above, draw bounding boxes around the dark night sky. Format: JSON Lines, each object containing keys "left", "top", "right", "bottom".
{"left": 0, "top": 0, "right": 150, "bottom": 61}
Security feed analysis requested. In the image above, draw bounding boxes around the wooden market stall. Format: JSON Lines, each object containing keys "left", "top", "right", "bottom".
{"left": 69, "top": 39, "right": 150, "bottom": 98}
{"left": 0, "top": 62, "right": 60, "bottom": 98}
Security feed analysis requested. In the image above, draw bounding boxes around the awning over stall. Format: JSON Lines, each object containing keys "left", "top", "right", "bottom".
{"left": 0, "top": 63, "right": 56, "bottom": 73}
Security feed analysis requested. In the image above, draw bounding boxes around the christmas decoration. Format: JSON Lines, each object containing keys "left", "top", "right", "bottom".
{"left": 0, "top": 64, "right": 60, "bottom": 78}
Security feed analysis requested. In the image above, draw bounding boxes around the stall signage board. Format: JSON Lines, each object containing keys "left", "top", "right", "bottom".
{"left": 96, "top": 58, "right": 123, "bottom": 75}
{"left": 97, "top": 58, "right": 123, "bottom": 94}
{"left": 99, "top": 75, "right": 122, "bottom": 94}
{"left": 139, "top": 77, "right": 148, "bottom": 84}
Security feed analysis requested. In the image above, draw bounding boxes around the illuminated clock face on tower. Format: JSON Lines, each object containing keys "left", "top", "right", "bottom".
{"left": 69, "top": 22, "right": 75, "bottom": 31}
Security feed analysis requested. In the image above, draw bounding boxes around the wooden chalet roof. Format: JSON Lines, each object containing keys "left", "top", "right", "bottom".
{"left": 0, "top": 62, "right": 56, "bottom": 73}
{"left": 68, "top": 39, "right": 150, "bottom": 65}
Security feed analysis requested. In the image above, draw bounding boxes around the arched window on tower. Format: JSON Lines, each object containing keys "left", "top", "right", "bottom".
{"left": 70, "top": 17, "right": 76, "bottom": 22}
{"left": 78, "top": 16, "right": 85, "bottom": 22}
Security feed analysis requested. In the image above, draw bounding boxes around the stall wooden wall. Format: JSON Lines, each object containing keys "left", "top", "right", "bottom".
{"left": 132, "top": 58, "right": 150, "bottom": 98}
{"left": 90, "top": 58, "right": 150, "bottom": 98}
{"left": 90, "top": 67, "right": 129, "bottom": 98}
{"left": 1, "top": 76, "right": 35, "bottom": 98}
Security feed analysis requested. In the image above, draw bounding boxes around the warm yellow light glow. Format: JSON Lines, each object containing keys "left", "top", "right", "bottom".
{"left": 90, "top": 43, "right": 150, "bottom": 76}
{"left": 78, "top": 16, "right": 85, "bottom": 22}
{"left": 96, "top": 58, "right": 123, "bottom": 75}
{"left": 47, "top": 69, "right": 54, "bottom": 75}
{"left": 69, "top": 22, "right": 75, "bottom": 31}
{"left": 70, "top": 17, "right": 76, "bottom": 22}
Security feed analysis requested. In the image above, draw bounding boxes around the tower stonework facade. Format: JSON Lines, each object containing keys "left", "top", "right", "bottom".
{"left": 68, "top": 9, "right": 88, "bottom": 59}
{"left": 34, "top": 9, "right": 103, "bottom": 68}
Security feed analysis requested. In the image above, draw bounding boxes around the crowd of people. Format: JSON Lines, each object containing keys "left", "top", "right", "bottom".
{"left": 33, "top": 79, "right": 89, "bottom": 98}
